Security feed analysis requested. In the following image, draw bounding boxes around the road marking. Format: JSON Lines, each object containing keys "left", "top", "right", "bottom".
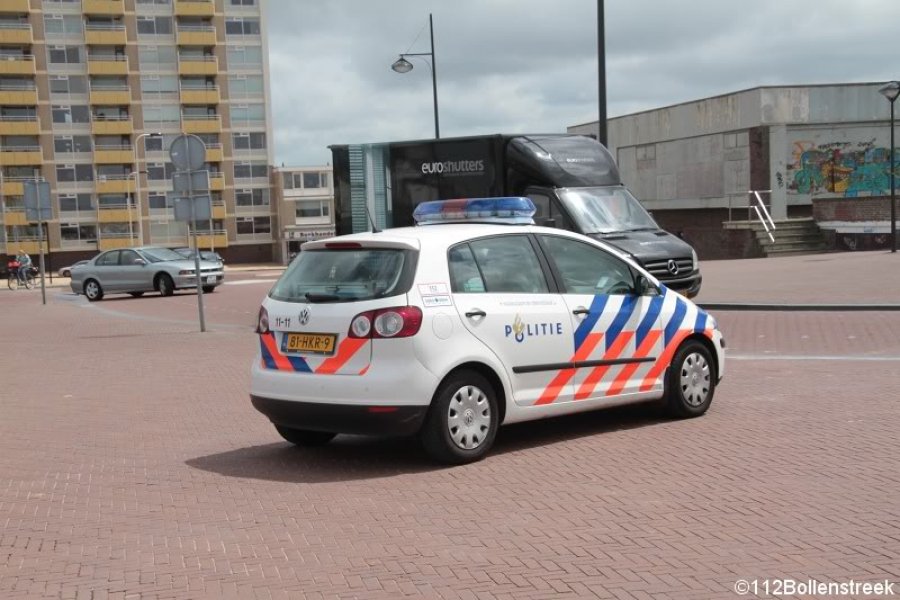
{"left": 223, "top": 279, "right": 278, "bottom": 285}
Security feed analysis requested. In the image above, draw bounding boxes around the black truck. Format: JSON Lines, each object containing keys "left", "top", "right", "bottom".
{"left": 330, "top": 133, "right": 701, "bottom": 297}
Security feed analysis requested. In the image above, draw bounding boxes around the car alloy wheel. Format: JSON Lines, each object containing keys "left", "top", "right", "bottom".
{"left": 447, "top": 384, "right": 492, "bottom": 450}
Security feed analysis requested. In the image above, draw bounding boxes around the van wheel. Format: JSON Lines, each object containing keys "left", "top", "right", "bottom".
{"left": 275, "top": 426, "right": 336, "bottom": 447}
{"left": 421, "top": 370, "right": 498, "bottom": 465}
{"left": 666, "top": 340, "right": 715, "bottom": 418}
{"left": 84, "top": 279, "right": 104, "bottom": 302}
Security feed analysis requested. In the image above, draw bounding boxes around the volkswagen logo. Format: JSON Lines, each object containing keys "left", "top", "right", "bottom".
{"left": 298, "top": 307, "right": 310, "bottom": 325}
{"left": 667, "top": 259, "right": 679, "bottom": 275}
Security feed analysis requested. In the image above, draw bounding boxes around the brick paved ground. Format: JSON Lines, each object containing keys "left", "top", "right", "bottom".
{"left": 1, "top": 268, "right": 899, "bottom": 599}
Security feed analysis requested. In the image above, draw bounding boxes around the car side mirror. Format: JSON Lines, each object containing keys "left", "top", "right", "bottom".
{"left": 133, "top": 258, "right": 146, "bottom": 266}
{"left": 637, "top": 275, "right": 659, "bottom": 296}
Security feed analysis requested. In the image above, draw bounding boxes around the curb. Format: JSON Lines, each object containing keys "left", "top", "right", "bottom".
{"left": 698, "top": 303, "right": 900, "bottom": 312}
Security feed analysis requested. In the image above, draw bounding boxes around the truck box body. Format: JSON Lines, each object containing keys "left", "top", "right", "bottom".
{"left": 330, "top": 134, "right": 701, "bottom": 297}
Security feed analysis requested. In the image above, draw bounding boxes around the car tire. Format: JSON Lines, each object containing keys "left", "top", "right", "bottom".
{"left": 84, "top": 279, "right": 104, "bottom": 302}
{"left": 275, "top": 426, "right": 336, "bottom": 447}
{"left": 156, "top": 274, "right": 174, "bottom": 297}
{"left": 129, "top": 292, "right": 144, "bottom": 298}
{"left": 420, "top": 370, "right": 499, "bottom": 465}
{"left": 665, "top": 340, "right": 716, "bottom": 418}
{"left": 202, "top": 285, "right": 215, "bottom": 294}
{"left": 61, "top": 269, "right": 70, "bottom": 278}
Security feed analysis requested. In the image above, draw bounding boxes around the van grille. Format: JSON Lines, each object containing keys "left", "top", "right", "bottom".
{"left": 643, "top": 258, "right": 694, "bottom": 281}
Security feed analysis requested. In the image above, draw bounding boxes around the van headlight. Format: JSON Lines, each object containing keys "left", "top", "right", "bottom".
{"left": 691, "top": 248, "right": 698, "bottom": 271}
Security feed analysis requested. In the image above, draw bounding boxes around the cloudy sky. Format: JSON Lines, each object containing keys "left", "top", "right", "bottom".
{"left": 266, "top": 0, "right": 900, "bottom": 167}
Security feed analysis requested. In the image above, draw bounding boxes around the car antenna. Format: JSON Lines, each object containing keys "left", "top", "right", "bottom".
{"left": 363, "top": 202, "right": 381, "bottom": 233}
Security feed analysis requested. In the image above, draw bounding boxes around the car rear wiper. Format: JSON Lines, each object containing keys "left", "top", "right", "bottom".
{"left": 304, "top": 292, "right": 340, "bottom": 302}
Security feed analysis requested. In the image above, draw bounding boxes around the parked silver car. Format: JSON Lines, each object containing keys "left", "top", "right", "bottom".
{"left": 59, "top": 260, "right": 89, "bottom": 278}
{"left": 69, "top": 246, "right": 225, "bottom": 301}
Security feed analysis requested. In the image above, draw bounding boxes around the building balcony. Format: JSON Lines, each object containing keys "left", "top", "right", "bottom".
{"left": 174, "top": 0, "right": 215, "bottom": 17}
{"left": 208, "top": 172, "right": 225, "bottom": 190}
{"left": 0, "top": 147, "right": 42, "bottom": 166}
{"left": 236, "top": 232, "right": 273, "bottom": 243}
{"left": 94, "top": 146, "right": 134, "bottom": 164}
{"left": 97, "top": 207, "right": 134, "bottom": 223}
{"left": 89, "top": 87, "right": 131, "bottom": 105}
{"left": 205, "top": 144, "right": 223, "bottom": 162}
{"left": 177, "top": 55, "right": 217, "bottom": 76}
{"left": 98, "top": 235, "right": 138, "bottom": 250}
{"left": 180, "top": 86, "right": 219, "bottom": 105}
{"left": 211, "top": 200, "right": 225, "bottom": 219}
{"left": 82, "top": 0, "right": 125, "bottom": 16}
{"left": 92, "top": 117, "right": 133, "bottom": 135}
{"left": 195, "top": 231, "right": 227, "bottom": 248}
{"left": 0, "top": 23, "right": 32, "bottom": 45}
{"left": 4, "top": 239, "right": 42, "bottom": 255}
{"left": 1, "top": 179, "right": 24, "bottom": 196}
{"left": 87, "top": 55, "right": 128, "bottom": 76}
{"left": 3, "top": 209, "right": 28, "bottom": 226}
{"left": 84, "top": 25, "right": 127, "bottom": 45}
{"left": 96, "top": 176, "right": 135, "bottom": 194}
{"left": 0, "top": 88, "right": 38, "bottom": 105}
{"left": 0, "top": 116, "right": 39, "bottom": 135}
{"left": 0, "top": 0, "right": 30, "bottom": 12}
{"left": 0, "top": 54, "right": 35, "bottom": 76}
{"left": 176, "top": 25, "right": 216, "bottom": 46}
{"left": 181, "top": 115, "right": 221, "bottom": 134}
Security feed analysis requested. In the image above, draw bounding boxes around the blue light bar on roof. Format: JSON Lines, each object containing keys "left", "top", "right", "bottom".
{"left": 413, "top": 197, "right": 536, "bottom": 225}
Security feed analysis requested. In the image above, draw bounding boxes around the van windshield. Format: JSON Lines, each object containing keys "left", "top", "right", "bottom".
{"left": 559, "top": 187, "right": 659, "bottom": 234}
{"left": 269, "top": 248, "right": 412, "bottom": 303}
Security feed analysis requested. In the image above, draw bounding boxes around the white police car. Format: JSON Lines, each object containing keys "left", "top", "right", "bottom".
{"left": 250, "top": 198, "right": 725, "bottom": 464}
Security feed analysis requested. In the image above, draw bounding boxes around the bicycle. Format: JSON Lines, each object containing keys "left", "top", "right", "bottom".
{"left": 7, "top": 266, "right": 35, "bottom": 290}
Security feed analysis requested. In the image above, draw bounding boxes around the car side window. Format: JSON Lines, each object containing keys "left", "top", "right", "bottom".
{"left": 96, "top": 251, "right": 119, "bottom": 266}
{"left": 457, "top": 236, "right": 549, "bottom": 294}
{"left": 540, "top": 235, "right": 635, "bottom": 295}
{"left": 119, "top": 250, "right": 140, "bottom": 265}
{"left": 448, "top": 244, "right": 486, "bottom": 293}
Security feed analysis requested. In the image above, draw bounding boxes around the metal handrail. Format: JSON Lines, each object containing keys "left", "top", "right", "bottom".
{"left": 0, "top": 23, "right": 31, "bottom": 30}
{"left": 0, "top": 82, "right": 37, "bottom": 90}
{"left": 182, "top": 114, "right": 220, "bottom": 121}
{"left": 745, "top": 190, "right": 777, "bottom": 242}
{"left": 0, "top": 54, "right": 34, "bottom": 61}
{"left": 88, "top": 55, "right": 127, "bottom": 62}
{"left": 180, "top": 84, "right": 219, "bottom": 91}
{"left": 177, "top": 25, "right": 215, "bottom": 32}
{"left": 85, "top": 23, "right": 126, "bottom": 30}
{"left": 0, "top": 146, "right": 40, "bottom": 152}
{"left": 92, "top": 114, "right": 131, "bottom": 121}
{"left": 0, "top": 115, "right": 37, "bottom": 121}
{"left": 95, "top": 144, "right": 133, "bottom": 151}
{"left": 91, "top": 84, "right": 130, "bottom": 91}
{"left": 178, "top": 55, "right": 217, "bottom": 62}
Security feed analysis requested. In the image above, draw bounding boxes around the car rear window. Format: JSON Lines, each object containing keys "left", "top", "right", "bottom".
{"left": 269, "top": 248, "right": 415, "bottom": 303}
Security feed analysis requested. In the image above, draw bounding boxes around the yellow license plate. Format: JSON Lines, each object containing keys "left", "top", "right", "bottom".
{"left": 281, "top": 333, "right": 337, "bottom": 355}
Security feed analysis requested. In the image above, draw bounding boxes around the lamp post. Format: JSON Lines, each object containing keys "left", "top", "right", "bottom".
{"left": 391, "top": 13, "right": 439, "bottom": 139}
{"left": 132, "top": 132, "right": 162, "bottom": 246}
{"left": 880, "top": 81, "right": 900, "bottom": 253}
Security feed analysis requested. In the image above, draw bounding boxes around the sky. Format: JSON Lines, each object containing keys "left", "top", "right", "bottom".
{"left": 265, "top": 0, "right": 900, "bottom": 167}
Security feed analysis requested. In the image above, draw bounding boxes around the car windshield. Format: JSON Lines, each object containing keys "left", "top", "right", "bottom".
{"left": 140, "top": 248, "right": 188, "bottom": 263}
{"left": 269, "top": 248, "right": 410, "bottom": 303}
{"left": 559, "top": 187, "right": 659, "bottom": 234}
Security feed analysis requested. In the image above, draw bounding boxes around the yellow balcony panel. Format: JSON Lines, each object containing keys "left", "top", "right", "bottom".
{"left": 2, "top": 180, "right": 24, "bottom": 196}
{"left": 211, "top": 204, "right": 226, "bottom": 219}
{"left": 5, "top": 240, "right": 41, "bottom": 255}
{"left": 0, "top": 55, "right": 35, "bottom": 76}
{"left": 208, "top": 174, "right": 225, "bottom": 190}
{"left": 98, "top": 208, "right": 133, "bottom": 223}
{"left": 180, "top": 88, "right": 220, "bottom": 104}
{"left": 0, "top": 89, "right": 38, "bottom": 105}
{"left": 0, "top": 150, "right": 42, "bottom": 166}
{"left": 0, "top": 0, "right": 30, "bottom": 11}
{"left": 82, "top": 0, "right": 125, "bottom": 16}
{"left": 96, "top": 178, "right": 135, "bottom": 194}
{"left": 174, "top": 0, "right": 215, "bottom": 17}
{"left": 195, "top": 233, "right": 228, "bottom": 248}
{"left": 205, "top": 146, "right": 224, "bottom": 162}
{"left": 92, "top": 118, "right": 133, "bottom": 135}
{"left": 90, "top": 89, "right": 131, "bottom": 105}
{"left": 94, "top": 149, "right": 134, "bottom": 164}
{"left": 88, "top": 58, "right": 128, "bottom": 76}
{"left": 4, "top": 211, "right": 28, "bottom": 226}
{"left": 176, "top": 28, "right": 217, "bottom": 46}
{"left": 178, "top": 57, "right": 218, "bottom": 76}
{"left": 85, "top": 28, "right": 127, "bottom": 46}
{"left": 0, "top": 119, "right": 39, "bottom": 135}
{"left": 182, "top": 117, "right": 221, "bottom": 134}
{"left": 0, "top": 26, "right": 32, "bottom": 45}
{"left": 98, "top": 237, "right": 137, "bottom": 250}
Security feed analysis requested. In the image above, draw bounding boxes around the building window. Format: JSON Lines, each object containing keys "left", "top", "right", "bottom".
{"left": 225, "top": 17, "right": 260, "bottom": 35}
{"left": 295, "top": 200, "right": 330, "bottom": 219}
{"left": 146, "top": 162, "right": 175, "bottom": 180}
{"left": 136, "top": 0, "right": 170, "bottom": 4}
{"left": 60, "top": 223, "right": 98, "bottom": 243}
{"left": 140, "top": 75, "right": 178, "bottom": 94}
{"left": 43, "top": 14, "right": 83, "bottom": 36}
{"left": 226, "top": 46, "right": 262, "bottom": 68}
{"left": 147, "top": 192, "right": 170, "bottom": 209}
{"left": 51, "top": 105, "right": 91, "bottom": 124}
{"left": 233, "top": 161, "right": 267, "bottom": 179}
{"left": 232, "top": 132, "right": 266, "bottom": 151}
{"left": 58, "top": 193, "right": 94, "bottom": 214}
{"left": 142, "top": 104, "right": 180, "bottom": 125}
{"left": 230, "top": 0, "right": 256, "bottom": 5}
{"left": 282, "top": 171, "right": 329, "bottom": 189}
{"left": 235, "top": 188, "right": 269, "bottom": 207}
{"left": 54, "top": 135, "right": 92, "bottom": 153}
{"left": 49, "top": 75, "right": 88, "bottom": 95}
{"left": 138, "top": 45, "right": 177, "bottom": 68}
{"left": 228, "top": 75, "right": 263, "bottom": 98}
{"left": 137, "top": 16, "right": 173, "bottom": 35}
{"left": 230, "top": 104, "right": 265, "bottom": 125}
{"left": 56, "top": 164, "right": 94, "bottom": 183}
{"left": 48, "top": 45, "right": 83, "bottom": 64}
{"left": 98, "top": 194, "right": 131, "bottom": 207}
{"left": 236, "top": 216, "right": 270, "bottom": 235}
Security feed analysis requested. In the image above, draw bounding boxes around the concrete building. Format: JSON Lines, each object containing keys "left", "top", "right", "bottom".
{"left": 274, "top": 165, "right": 334, "bottom": 264}
{"left": 0, "top": 0, "right": 276, "bottom": 268}
{"left": 569, "top": 83, "right": 898, "bottom": 258}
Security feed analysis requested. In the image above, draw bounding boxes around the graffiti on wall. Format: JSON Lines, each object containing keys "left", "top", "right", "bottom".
{"left": 788, "top": 139, "right": 899, "bottom": 197}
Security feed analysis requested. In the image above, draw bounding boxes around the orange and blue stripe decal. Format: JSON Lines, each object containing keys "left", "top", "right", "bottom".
{"left": 605, "top": 296, "right": 664, "bottom": 396}
{"left": 259, "top": 332, "right": 369, "bottom": 374}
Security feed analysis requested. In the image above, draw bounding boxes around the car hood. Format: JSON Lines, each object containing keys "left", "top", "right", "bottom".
{"left": 589, "top": 230, "right": 694, "bottom": 262}
{"left": 155, "top": 259, "right": 223, "bottom": 270}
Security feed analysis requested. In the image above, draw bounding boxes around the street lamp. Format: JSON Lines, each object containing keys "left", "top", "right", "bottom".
{"left": 391, "top": 13, "right": 439, "bottom": 139}
{"left": 879, "top": 81, "right": 899, "bottom": 253}
{"left": 132, "top": 132, "right": 162, "bottom": 246}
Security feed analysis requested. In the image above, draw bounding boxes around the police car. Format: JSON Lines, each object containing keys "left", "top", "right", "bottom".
{"left": 250, "top": 198, "right": 725, "bottom": 464}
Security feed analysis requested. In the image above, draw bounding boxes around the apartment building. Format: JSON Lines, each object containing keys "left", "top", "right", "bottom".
{"left": 274, "top": 165, "right": 334, "bottom": 264}
{"left": 0, "top": 0, "right": 276, "bottom": 267}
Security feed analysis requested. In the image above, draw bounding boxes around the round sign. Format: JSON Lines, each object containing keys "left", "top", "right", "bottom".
{"left": 169, "top": 134, "right": 207, "bottom": 171}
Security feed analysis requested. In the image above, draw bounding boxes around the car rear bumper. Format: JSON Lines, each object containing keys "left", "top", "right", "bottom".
{"left": 251, "top": 395, "right": 428, "bottom": 436}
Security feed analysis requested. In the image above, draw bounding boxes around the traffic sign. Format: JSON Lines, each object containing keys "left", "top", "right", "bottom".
{"left": 23, "top": 181, "right": 51, "bottom": 221}
{"left": 169, "top": 134, "right": 206, "bottom": 171}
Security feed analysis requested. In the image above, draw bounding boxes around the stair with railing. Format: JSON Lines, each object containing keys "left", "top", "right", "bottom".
{"left": 725, "top": 217, "right": 829, "bottom": 256}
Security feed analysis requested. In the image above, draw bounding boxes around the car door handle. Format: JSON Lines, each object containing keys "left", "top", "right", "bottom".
{"left": 572, "top": 308, "right": 590, "bottom": 316}
{"left": 465, "top": 309, "right": 487, "bottom": 318}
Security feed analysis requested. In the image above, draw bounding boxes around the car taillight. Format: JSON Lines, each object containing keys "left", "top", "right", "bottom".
{"left": 348, "top": 306, "right": 422, "bottom": 339}
{"left": 256, "top": 305, "right": 269, "bottom": 334}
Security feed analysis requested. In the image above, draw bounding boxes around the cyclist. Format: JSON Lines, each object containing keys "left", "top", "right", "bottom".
{"left": 15, "top": 249, "right": 32, "bottom": 285}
